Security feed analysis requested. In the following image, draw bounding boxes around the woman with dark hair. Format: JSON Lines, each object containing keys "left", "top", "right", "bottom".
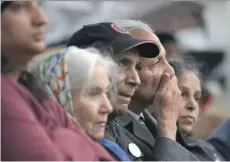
{"left": 169, "top": 61, "right": 225, "bottom": 161}
{"left": 170, "top": 61, "right": 202, "bottom": 135}
{"left": 1, "top": 1, "right": 113, "bottom": 161}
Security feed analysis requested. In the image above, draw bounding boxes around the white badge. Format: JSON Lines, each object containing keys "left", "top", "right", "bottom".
{"left": 128, "top": 143, "right": 142, "bottom": 158}
{"left": 214, "top": 154, "right": 220, "bottom": 162}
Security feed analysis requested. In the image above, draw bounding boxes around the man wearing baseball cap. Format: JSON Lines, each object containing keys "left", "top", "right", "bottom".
{"left": 66, "top": 22, "right": 161, "bottom": 160}
{"left": 67, "top": 22, "right": 160, "bottom": 117}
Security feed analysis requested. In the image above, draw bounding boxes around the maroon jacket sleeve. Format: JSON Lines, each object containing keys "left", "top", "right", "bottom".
{"left": 1, "top": 86, "right": 65, "bottom": 160}
{"left": 1, "top": 74, "right": 113, "bottom": 161}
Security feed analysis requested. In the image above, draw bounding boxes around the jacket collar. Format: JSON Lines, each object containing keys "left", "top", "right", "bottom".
{"left": 115, "top": 112, "right": 155, "bottom": 148}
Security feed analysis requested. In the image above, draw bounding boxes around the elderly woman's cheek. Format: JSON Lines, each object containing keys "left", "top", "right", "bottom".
{"left": 82, "top": 100, "right": 105, "bottom": 139}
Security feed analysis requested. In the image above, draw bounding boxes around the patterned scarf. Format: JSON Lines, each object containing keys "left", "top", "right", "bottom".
{"left": 37, "top": 49, "right": 74, "bottom": 117}
{"left": 37, "top": 48, "right": 131, "bottom": 161}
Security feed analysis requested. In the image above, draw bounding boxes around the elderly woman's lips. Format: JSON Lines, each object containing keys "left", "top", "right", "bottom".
{"left": 96, "top": 121, "right": 106, "bottom": 128}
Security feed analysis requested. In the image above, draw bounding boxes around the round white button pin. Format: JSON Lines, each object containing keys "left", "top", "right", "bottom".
{"left": 128, "top": 143, "right": 142, "bottom": 158}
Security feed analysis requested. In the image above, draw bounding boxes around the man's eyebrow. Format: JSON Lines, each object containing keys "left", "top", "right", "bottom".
{"left": 117, "top": 55, "right": 135, "bottom": 64}
{"left": 179, "top": 86, "right": 188, "bottom": 91}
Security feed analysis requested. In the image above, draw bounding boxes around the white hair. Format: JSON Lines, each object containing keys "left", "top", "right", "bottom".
{"left": 65, "top": 46, "right": 118, "bottom": 104}
{"left": 111, "top": 19, "right": 153, "bottom": 33}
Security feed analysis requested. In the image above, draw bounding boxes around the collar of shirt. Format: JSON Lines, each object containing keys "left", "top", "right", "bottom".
{"left": 128, "top": 110, "right": 144, "bottom": 121}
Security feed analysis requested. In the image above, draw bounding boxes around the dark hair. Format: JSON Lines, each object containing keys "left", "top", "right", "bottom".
{"left": 1, "top": 55, "right": 8, "bottom": 73}
{"left": 169, "top": 60, "right": 201, "bottom": 80}
{"left": 170, "top": 60, "right": 204, "bottom": 97}
{"left": 18, "top": 70, "right": 33, "bottom": 88}
{"left": 1, "top": 1, "right": 13, "bottom": 12}
{"left": 155, "top": 32, "right": 176, "bottom": 44}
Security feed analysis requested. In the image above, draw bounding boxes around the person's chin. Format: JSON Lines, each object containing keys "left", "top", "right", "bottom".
{"left": 93, "top": 132, "right": 105, "bottom": 141}
{"left": 115, "top": 104, "right": 129, "bottom": 116}
{"left": 180, "top": 125, "right": 192, "bottom": 134}
{"left": 30, "top": 42, "right": 46, "bottom": 54}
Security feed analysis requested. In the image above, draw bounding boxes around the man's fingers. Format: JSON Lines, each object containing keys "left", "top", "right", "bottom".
{"left": 170, "top": 75, "right": 178, "bottom": 87}
{"left": 170, "top": 76, "right": 182, "bottom": 109}
{"left": 158, "top": 73, "right": 170, "bottom": 92}
{"left": 154, "top": 73, "right": 170, "bottom": 101}
{"left": 170, "top": 76, "right": 180, "bottom": 94}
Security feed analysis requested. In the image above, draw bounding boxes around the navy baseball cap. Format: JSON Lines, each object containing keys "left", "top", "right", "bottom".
{"left": 67, "top": 22, "right": 160, "bottom": 58}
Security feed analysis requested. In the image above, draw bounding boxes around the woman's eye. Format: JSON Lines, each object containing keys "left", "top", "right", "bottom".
{"left": 10, "top": 2, "right": 29, "bottom": 11}
{"left": 195, "top": 97, "right": 201, "bottom": 101}
{"left": 89, "top": 90, "right": 99, "bottom": 96}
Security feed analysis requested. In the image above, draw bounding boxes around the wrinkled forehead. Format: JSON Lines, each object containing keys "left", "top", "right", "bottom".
{"left": 114, "top": 48, "right": 140, "bottom": 63}
{"left": 129, "top": 28, "right": 166, "bottom": 58}
{"left": 129, "top": 28, "right": 161, "bottom": 45}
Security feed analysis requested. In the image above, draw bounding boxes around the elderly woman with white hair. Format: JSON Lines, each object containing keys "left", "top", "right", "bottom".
{"left": 32, "top": 46, "right": 115, "bottom": 140}
{"left": 31, "top": 46, "right": 131, "bottom": 161}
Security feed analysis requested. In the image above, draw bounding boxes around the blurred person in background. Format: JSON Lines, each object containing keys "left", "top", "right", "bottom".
{"left": 1, "top": 1, "right": 113, "bottom": 161}
{"left": 208, "top": 119, "right": 230, "bottom": 161}
{"left": 156, "top": 31, "right": 183, "bottom": 61}
{"left": 170, "top": 61, "right": 225, "bottom": 161}
{"left": 114, "top": 20, "right": 224, "bottom": 161}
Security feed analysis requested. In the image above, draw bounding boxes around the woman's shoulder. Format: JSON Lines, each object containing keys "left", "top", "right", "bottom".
{"left": 186, "top": 135, "right": 225, "bottom": 161}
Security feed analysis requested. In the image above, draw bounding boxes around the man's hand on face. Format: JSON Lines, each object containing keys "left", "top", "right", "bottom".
{"left": 152, "top": 73, "right": 181, "bottom": 140}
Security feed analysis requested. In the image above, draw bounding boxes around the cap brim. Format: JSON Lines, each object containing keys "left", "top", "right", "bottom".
{"left": 111, "top": 37, "right": 160, "bottom": 58}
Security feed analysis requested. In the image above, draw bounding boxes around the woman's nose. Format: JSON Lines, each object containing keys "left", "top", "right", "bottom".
{"left": 186, "top": 98, "right": 197, "bottom": 112}
{"left": 99, "top": 96, "right": 113, "bottom": 115}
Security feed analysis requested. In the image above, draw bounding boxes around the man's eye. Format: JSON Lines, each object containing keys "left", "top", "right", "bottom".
{"left": 151, "top": 59, "right": 161, "bottom": 67}
{"left": 118, "top": 62, "right": 123, "bottom": 67}
{"left": 135, "top": 66, "right": 141, "bottom": 72}
{"left": 181, "top": 91, "right": 187, "bottom": 97}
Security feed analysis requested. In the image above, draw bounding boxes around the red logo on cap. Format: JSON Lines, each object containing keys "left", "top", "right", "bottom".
{"left": 111, "top": 24, "right": 129, "bottom": 34}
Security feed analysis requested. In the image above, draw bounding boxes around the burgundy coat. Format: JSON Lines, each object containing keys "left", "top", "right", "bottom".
{"left": 1, "top": 74, "right": 114, "bottom": 161}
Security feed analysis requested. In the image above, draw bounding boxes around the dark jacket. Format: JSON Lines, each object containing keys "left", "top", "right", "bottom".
{"left": 177, "top": 131, "right": 225, "bottom": 161}
{"left": 105, "top": 111, "right": 199, "bottom": 161}
{"left": 208, "top": 119, "right": 230, "bottom": 160}
{"left": 148, "top": 106, "right": 225, "bottom": 161}
{"left": 1, "top": 74, "right": 114, "bottom": 161}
